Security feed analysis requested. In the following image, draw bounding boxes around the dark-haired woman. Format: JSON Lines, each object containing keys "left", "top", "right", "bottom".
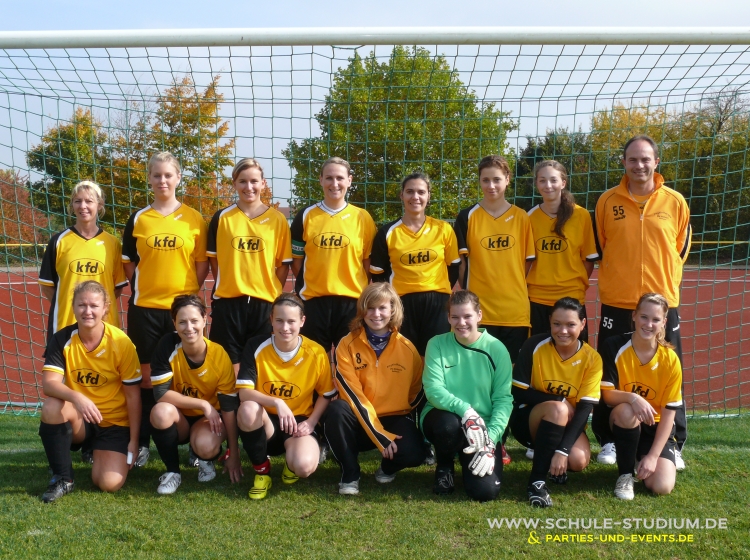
{"left": 370, "top": 172, "right": 460, "bottom": 357}
{"left": 527, "top": 161, "right": 598, "bottom": 341}
{"left": 509, "top": 297, "right": 602, "bottom": 507}
{"left": 149, "top": 295, "right": 241, "bottom": 495}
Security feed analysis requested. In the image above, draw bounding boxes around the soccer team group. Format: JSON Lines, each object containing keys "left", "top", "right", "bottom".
{"left": 35, "top": 134, "right": 691, "bottom": 507}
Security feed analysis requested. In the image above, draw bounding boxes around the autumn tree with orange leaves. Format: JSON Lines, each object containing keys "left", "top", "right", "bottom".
{"left": 0, "top": 169, "right": 50, "bottom": 245}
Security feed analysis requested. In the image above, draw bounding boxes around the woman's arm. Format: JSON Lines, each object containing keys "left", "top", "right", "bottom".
{"left": 220, "top": 409, "right": 243, "bottom": 483}
{"left": 242, "top": 388, "right": 297, "bottom": 434}
{"left": 275, "top": 263, "right": 290, "bottom": 289}
{"left": 195, "top": 260, "right": 209, "bottom": 289}
{"left": 41, "top": 285, "right": 56, "bottom": 302}
{"left": 637, "top": 408, "right": 676, "bottom": 480}
{"left": 122, "top": 384, "right": 141, "bottom": 469}
{"left": 295, "top": 393, "right": 329, "bottom": 437}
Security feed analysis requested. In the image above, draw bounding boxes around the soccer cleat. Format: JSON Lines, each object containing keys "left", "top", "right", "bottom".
{"left": 318, "top": 441, "right": 329, "bottom": 465}
{"left": 282, "top": 462, "right": 299, "bottom": 485}
{"left": 525, "top": 448, "right": 535, "bottom": 460}
{"left": 249, "top": 474, "right": 272, "bottom": 500}
{"left": 423, "top": 444, "right": 436, "bottom": 466}
{"left": 157, "top": 472, "right": 182, "bottom": 495}
{"left": 197, "top": 459, "right": 216, "bottom": 482}
{"left": 528, "top": 481, "right": 553, "bottom": 507}
{"left": 549, "top": 472, "right": 568, "bottom": 485}
{"left": 134, "top": 446, "right": 150, "bottom": 468}
{"left": 81, "top": 448, "right": 94, "bottom": 465}
{"left": 501, "top": 444, "right": 512, "bottom": 465}
{"left": 614, "top": 473, "right": 636, "bottom": 500}
{"left": 42, "top": 475, "right": 74, "bottom": 503}
{"left": 597, "top": 442, "right": 617, "bottom": 465}
{"left": 187, "top": 446, "right": 200, "bottom": 468}
{"left": 374, "top": 467, "right": 396, "bottom": 484}
{"left": 338, "top": 480, "right": 360, "bottom": 495}
{"left": 433, "top": 467, "right": 455, "bottom": 495}
{"left": 675, "top": 449, "right": 686, "bottom": 471}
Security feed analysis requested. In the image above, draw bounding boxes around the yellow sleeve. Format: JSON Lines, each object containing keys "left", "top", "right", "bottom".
{"left": 113, "top": 238, "right": 127, "bottom": 287}
{"left": 276, "top": 216, "right": 293, "bottom": 266}
{"left": 362, "top": 212, "right": 377, "bottom": 260}
{"left": 580, "top": 208, "right": 599, "bottom": 261}
{"left": 577, "top": 349, "right": 603, "bottom": 404}
{"left": 595, "top": 195, "right": 607, "bottom": 251}
{"left": 662, "top": 352, "right": 683, "bottom": 410}
{"left": 194, "top": 214, "right": 208, "bottom": 262}
{"left": 523, "top": 214, "right": 536, "bottom": 260}
{"left": 407, "top": 341, "right": 425, "bottom": 409}
{"left": 444, "top": 224, "right": 460, "bottom": 265}
{"left": 119, "top": 338, "right": 142, "bottom": 385}
{"left": 315, "top": 349, "right": 337, "bottom": 399}
{"left": 676, "top": 197, "right": 692, "bottom": 264}
{"left": 216, "top": 349, "right": 237, "bottom": 396}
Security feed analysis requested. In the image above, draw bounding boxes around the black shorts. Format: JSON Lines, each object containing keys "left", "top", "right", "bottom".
{"left": 71, "top": 423, "right": 130, "bottom": 455}
{"left": 266, "top": 414, "right": 315, "bottom": 456}
{"left": 178, "top": 414, "right": 205, "bottom": 444}
{"left": 530, "top": 300, "right": 589, "bottom": 344}
{"left": 482, "top": 325, "right": 529, "bottom": 363}
{"left": 594, "top": 405, "right": 676, "bottom": 464}
{"left": 598, "top": 304, "right": 682, "bottom": 362}
{"left": 127, "top": 305, "right": 174, "bottom": 364}
{"left": 209, "top": 296, "right": 273, "bottom": 363}
{"left": 508, "top": 404, "right": 534, "bottom": 448}
{"left": 299, "top": 295, "right": 357, "bottom": 352}
{"left": 400, "top": 291, "right": 451, "bottom": 356}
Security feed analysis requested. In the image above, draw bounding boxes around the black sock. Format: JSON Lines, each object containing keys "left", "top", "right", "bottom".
{"left": 139, "top": 388, "right": 156, "bottom": 448}
{"left": 529, "top": 420, "right": 565, "bottom": 484}
{"left": 39, "top": 421, "right": 73, "bottom": 481}
{"left": 612, "top": 424, "right": 640, "bottom": 476}
{"left": 152, "top": 424, "right": 180, "bottom": 474}
{"left": 238, "top": 426, "right": 268, "bottom": 467}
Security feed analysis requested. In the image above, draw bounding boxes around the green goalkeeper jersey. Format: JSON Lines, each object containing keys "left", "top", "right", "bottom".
{"left": 420, "top": 329, "right": 513, "bottom": 444}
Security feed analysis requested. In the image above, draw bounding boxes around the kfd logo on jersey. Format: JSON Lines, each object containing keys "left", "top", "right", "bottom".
{"left": 232, "top": 236, "right": 265, "bottom": 253}
{"left": 400, "top": 249, "right": 436, "bottom": 266}
{"left": 545, "top": 380, "right": 578, "bottom": 398}
{"left": 314, "top": 232, "right": 350, "bottom": 249}
{"left": 263, "top": 381, "right": 301, "bottom": 399}
{"left": 147, "top": 233, "right": 185, "bottom": 251}
{"left": 481, "top": 234, "right": 516, "bottom": 251}
{"left": 181, "top": 385, "right": 201, "bottom": 398}
{"left": 625, "top": 382, "right": 655, "bottom": 400}
{"left": 69, "top": 259, "right": 105, "bottom": 276}
{"left": 536, "top": 236, "right": 568, "bottom": 253}
{"left": 72, "top": 369, "right": 107, "bottom": 387}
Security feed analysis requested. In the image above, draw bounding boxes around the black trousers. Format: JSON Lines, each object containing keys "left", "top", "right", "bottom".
{"left": 324, "top": 399, "right": 426, "bottom": 484}
{"left": 422, "top": 408, "right": 503, "bottom": 502}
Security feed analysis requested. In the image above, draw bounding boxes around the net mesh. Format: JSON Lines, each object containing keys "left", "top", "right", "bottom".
{"left": 0, "top": 41, "right": 748, "bottom": 415}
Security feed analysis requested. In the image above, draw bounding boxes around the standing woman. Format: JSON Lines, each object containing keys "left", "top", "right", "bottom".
{"left": 207, "top": 158, "right": 292, "bottom": 373}
{"left": 597, "top": 293, "right": 682, "bottom": 500}
{"left": 526, "top": 161, "right": 599, "bottom": 341}
{"left": 38, "top": 281, "right": 141, "bottom": 502}
{"left": 324, "top": 282, "right": 426, "bottom": 495}
{"left": 122, "top": 152, "right": 209, "bottom": 467}
{"left": 39, "top": 180, "right": 128, "bottom": 340}
{"left": 509, "top": 298, "right": 602, "bottom": 507}
{"left": 421, "top": 290, "right": 513, "bottom": 502}
{"left": 370, "top": 172, "right": 460, "bottom": 356}
{"left": 290, "top": 157, "right": 377, "bottom": 352}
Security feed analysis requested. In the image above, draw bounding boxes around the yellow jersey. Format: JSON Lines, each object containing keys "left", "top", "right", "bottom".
{"left": 291, "top": 203, "right": 376, "bottom": 300}
{"left": 454, "top": 203, "right": 535, "bottom": 326}
{"left": 526, "top": 204, "right": 599, "bottom": 306}
{"left": 207, "top": 205, "right": 292, "bottom": 302}
{"left": 43, "top": 323, "right": 141, "bottom": 427}
{"left": 122, "top": 204, "right": 208, "bottom": 309}
{"left": 39, "top": 227, "right": 127, "bottom": 331}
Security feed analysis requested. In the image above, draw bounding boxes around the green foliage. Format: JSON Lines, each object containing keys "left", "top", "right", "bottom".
{"left": 284, "top": 46, "right": 517, "bottom": 223}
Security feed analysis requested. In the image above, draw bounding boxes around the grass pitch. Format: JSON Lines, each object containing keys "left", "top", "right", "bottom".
{"left": 0, "top": 414, "right": 748, "bottom": 559}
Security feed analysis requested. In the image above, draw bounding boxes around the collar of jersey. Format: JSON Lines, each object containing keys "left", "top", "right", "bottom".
{"left": 616, "top": 172, "right": 665, "bottom": 197}
{"left": 319, "top": 201, "right": 348, "bottom": 216}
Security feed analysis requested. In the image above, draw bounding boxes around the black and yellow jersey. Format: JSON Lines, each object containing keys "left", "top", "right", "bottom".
{"left": 526, "top": 205, "right": 598, "bottom": 306}
{"left": 599, "top": 333, "right": 683, "bottom": 423}
{"left": 122, "top": 204, "right": 208, "bottom": 309}
{"left": 594, "top": 173, "right": 691, "bottom": 309}
{"left": 207, "top": 204, "right": 292, "bottom": 301}
{"left": 290, "top": 203, "right": 376, "bottom": 300}
{"left": 369, "top": 216, "right": 460, "bottom": 296}
{"left": 454, "top": 203, "right": 535, "bottom": 327}
{"left": 39, "top": 227, "right": 127, "bottom": 331}
{"left": 150, "top": 333, "right": 236, "bottom": 417}
{"left": 43, "top": 323, "right": 141, "bottom": 427}
{"left": 512, "top": 333, "right": 602, "bottom": 408}
{"left": 237, "top": 334, "right": 337, "bottom": 417}
{"left": 335, "top": 328, "right": 423, "bottom": 450}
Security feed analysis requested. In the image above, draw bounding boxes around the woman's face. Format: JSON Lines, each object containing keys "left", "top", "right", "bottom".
{"left": 632, "top": 302, "right": 667, "bottom": 344}
{"left": 448, "top": 302, "right": 482, "bottom": 343}
{"left": 400, "top": 178, "right": 430, "bottom": 216}
{"left": 174, "top": 305, "right": 206, "bottom": 345}
{"left": 364, "top": 298, "right": 393, "bottom": 335}
{"left": 319, "top": 163, "right": 351, "bottom": 205}
{"left": 73, "top": 290, "right": 108, "bottom": 329}
{"left": 272, "top": 304, "right": 305, "bottom": 344}
{"left": 550, "top": 308, "right": 585, "bottom": 349}
{"left": 535, "top": 166, "right": 566, "bottom": 204}
{"left": 72, "top": 189, "right": 101, "bottom": 225}
{"left": 480, "top": 166, "right": 509, "bottom": 202}
{"left": 234, "top": 166, "right": 266, "bottom": 205}
{"left": 149, "top": 161, "right": 181, "bottom": 201}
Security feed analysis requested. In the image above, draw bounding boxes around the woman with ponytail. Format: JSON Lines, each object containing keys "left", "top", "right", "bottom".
{"left": 526, "top": 161, "right": 598, "bottom": 341}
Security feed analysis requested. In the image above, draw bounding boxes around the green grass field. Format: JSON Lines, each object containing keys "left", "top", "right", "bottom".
{"left": 1, "top": 414, "right": 748, "bottom": 560}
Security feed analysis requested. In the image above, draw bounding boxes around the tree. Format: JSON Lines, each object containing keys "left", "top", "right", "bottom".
{"left": 284, "top": 46, "right": 517, "bottom": 223}
{"left": 0, "top": 169, "right": 50, "bottom": 248}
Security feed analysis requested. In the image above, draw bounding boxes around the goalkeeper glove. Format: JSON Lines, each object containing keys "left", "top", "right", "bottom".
{"left": 461, "top": 408, "right": 490, "bottom": 454}
{"left": 469, "top": 445, "right": 496, "bottom": 477}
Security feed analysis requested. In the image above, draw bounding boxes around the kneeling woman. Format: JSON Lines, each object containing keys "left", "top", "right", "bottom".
{"left": 599, "top": 293, "right": 682, "bottom": 500}
{"left": 39, "top": 281, "right": 141, "bottom": 503}
{"left": 324, "top": 282, "right": 426, "bottom": 495}
{"left": 236, "top": 294, "right": 337, "bottom": 499}
{"left": 149, "top": 295, "right": 241, "bottom": 495}
{"left": 510, "top": 297, "right": 602, "bottom": 507}
{"left": 421, "top": 290, "right": 513, "bottom": 502}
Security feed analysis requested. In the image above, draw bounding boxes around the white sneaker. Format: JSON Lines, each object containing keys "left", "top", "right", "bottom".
{"left": 614, "top": 473, "right": 635, "bottom": 500}
{"left": 675, "top": 449, "right": 686, "bottom": 471}
{"left": 374, "top": 467, "right": 396, "bottom": 484}
{"left": 339, "top": 480, "right": 360, "bottom": 495}
{"left": 525, "top": 448, "right": 534, "bottom": 460}
{"left": 197, "top": 459, "right": 216, "bottom": 482}
{"left": 318, "top": 442, "right": 329, "bottom": 465}
{"left": 157, "top": 472, "right": 182, "bottom": 495}
{"left": 597, "top": 442, "right": 617, "bottom": 465}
